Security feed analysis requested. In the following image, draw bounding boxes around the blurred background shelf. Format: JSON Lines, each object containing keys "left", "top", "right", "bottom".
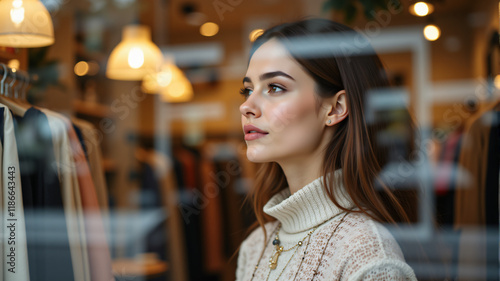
{"left": 73, "top": 99, "right": 110, "bottom": 118}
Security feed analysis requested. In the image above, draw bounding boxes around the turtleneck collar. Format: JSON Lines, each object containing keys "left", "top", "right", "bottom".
{"left": 263, "top": 170, "right": 353, "bottom": 233}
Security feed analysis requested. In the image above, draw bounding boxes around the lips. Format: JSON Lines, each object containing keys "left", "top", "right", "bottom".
{"left": 243, "top": 124, "right": 269, "bottom": 141}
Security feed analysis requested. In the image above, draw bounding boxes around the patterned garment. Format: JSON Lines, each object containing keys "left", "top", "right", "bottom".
{"left": 236, "top": 173, "right": 417, "bottom": 281}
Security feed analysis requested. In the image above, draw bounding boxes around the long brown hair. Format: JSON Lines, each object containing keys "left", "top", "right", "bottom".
{"left": 246, "top": 19, "right": 413, "bottom": 238}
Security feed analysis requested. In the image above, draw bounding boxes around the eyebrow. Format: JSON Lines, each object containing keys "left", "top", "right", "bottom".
{"left": 242, "top": 71, "right": 295, "bottom": 84}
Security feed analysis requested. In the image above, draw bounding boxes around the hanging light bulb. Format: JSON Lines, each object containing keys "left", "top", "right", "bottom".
{"left": 160, "top": 74, "right": 193, "bottom": 103}
{"left": 494, "top": 74, "right": 500, "bottom": 89}
{"left": 409, "top": 1, "right": 434, "bottom": 17}
{"left": 200, "top": 22, "right": 219, "bottom": 37}
{"left": 424, "top": 24, "right": 441, "bottom": 41}
{"left": 106, "top": 25, "right": 163, "bottom": 81}
{"left": 141, "top": 57, "right": 193, "bottom": 102}
{"left": 0, "top": 0, "right": 54, "bottom": 47}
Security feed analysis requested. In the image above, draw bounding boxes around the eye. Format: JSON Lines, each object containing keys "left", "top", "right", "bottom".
{"left": 239, "top": 87, "right": 253, "bottom": 98}
{"left": 267, "top": 84, "right": 285, "bottom": 94}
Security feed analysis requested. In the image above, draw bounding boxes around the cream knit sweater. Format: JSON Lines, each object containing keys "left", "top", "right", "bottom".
{"left": 236, "top": 174, "right": 417, "bottom": 281}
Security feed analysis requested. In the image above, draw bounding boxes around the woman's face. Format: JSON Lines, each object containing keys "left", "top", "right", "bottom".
{"left": 240, "top": 39, "right": 332, "bottom": 164}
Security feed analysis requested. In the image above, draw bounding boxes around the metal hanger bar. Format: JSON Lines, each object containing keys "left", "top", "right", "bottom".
{"left": 0, "top": 64, "right": 30, "bottom": 83}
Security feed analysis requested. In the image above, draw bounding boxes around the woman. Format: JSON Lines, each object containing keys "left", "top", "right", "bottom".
{"left": 236, "top": 18, "right": 418, "bottom": 280}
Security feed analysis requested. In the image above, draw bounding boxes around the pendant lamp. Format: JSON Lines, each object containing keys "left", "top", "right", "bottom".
{"left": 160, "top": 73, "right": 193, "bottom": 103}
{"left": 106, "top": 25, "right": 163, "bottom": 81}
{"left": 0, "top": 0, "right": 54, "bottom": 47}
{"left": 142, "top": 58, "right": 193, "bottom": 103}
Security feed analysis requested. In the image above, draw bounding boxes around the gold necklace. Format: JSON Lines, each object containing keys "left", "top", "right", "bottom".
{"left": 266, "top": 228, "right": 315, "bottom": 281}
{"left": 267, "top": 224, "right": 317, "bottom": 270}
{"left": 249, "top": 212, "right": 349, "bottom": 281}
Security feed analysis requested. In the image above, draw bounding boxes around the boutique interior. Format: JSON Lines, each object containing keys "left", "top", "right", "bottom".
{"left": 0, "top": 0, "right": 499, "bottom": 280}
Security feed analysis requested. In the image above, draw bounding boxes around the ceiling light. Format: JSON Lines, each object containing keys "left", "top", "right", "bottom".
{"left": 106, "top": 25, "right": 163, "bottom": 81}
{"left": 0, "top": 0, "right": 54, "bottom": 47}
{"left": 142, "top": 58, "right": 194, "bottom": 103}
{"left": 7, "top": 59, "right": 20, "bottom": 71}
{"left": 74, "top": 61, "right": 89, "bottom": 76}
{"left": 494, "top": 75, "right": 500, "bottom": 89}
{"left": 200, "top": 22, "right": 219, "bottom": 37}
{"left": 424, "top": 24, "right": 441, "bottom": 41}
{"left": 410, "top": 1, "right": 434, "bottom": 17}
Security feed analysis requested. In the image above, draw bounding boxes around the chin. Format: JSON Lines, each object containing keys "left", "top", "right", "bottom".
{"left": 246, "top": 146, "right": 268, "bottom": 163}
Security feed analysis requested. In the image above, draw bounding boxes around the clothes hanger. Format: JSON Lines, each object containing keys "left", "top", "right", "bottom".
{"left": 20, "top": 70, "right": 30, "bottom": 102}
{"left": 6, "top": 68, "right": 16, "bottom": 98}
{"left": 13, "top": 70, "right": 24, "bottom": 99}
{"left": 0, "top": 63, "right": 28, "bottom": 117}
{"left": 13, "top": 70, "right": 31, "bottom": 107}
{"left": 0, "top": 63, "right": 8, "bottom": 96}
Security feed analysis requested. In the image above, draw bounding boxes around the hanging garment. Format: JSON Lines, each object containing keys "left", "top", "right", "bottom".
{"left": 43, "top": 109, "right": 91, "bottom": 281}
{"left": 160, "top": 153, "right": 189, "bottom": 281}
{"left": 454, "top": 101, "right": 500, "bottom": 281}
{"left": 200, "top": 158, "right": 225, "bottom": 274}
{"left": 173, "top": 149, "right": 204, "bottom": 281}
{"left": 434, "top": 129, "right": 463, "bottom": 226}
{"left": 72, "top": 118, "right": 110, "bottom": 239}
{"left": 48, "top": 110, "right": 114, "bottom": 281}
{"left": 71, "top": 118, "right": 109, "bottom": 214}
{"left": 0, "top": 104, "right": 30, "bottom": 281}
{"left": 13, "top": 107, "right": 74, "bottom": 281}
{"left": 0, "top": 107, "right": 3, "bottom": 281}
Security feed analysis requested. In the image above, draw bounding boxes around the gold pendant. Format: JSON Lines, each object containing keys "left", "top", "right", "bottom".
{"left": 269, "top": 246, "right": 283, "bottom": 270}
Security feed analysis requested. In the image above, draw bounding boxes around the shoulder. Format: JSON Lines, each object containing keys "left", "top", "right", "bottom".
{"left": 315, "top": 212, "right": 417, "bottom": 280}
{"left": 339, "top": 213, "right": 404, "bottom": 259}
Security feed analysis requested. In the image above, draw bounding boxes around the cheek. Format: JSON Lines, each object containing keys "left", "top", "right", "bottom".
{"left": 268, "top": 103, "right": 298, "bottom": 133}
{"left": 269, "top": 100, "right": 323, "bottom": 146}
{"left": 268, "top": 98, "right": 317, "bottom": 134}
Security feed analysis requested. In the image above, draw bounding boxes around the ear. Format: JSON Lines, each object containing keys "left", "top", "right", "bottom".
{"left": 324, "top": 90, "right": 348, "bottom": 126}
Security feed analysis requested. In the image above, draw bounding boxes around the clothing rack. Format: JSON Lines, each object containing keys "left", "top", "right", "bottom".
{"left": 0, "top": 63, "right": 31, "bottom": 98}
{"left": 0, "top": 63, "right": 30, "bottom": 80}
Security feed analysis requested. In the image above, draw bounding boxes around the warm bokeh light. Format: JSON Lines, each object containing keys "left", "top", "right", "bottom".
{"left": 142, "top": 61, "right": 181, "bottom": 93}
{"left": 7, "top": 59, "right": 20, "bottom": 71}
{"left": 414, "top": 2, "right": 429, "bottom": 16}
{"left": 74, "top": 61, "right": 89, "bottom": 76}
{"left": 106, "top": 25, "right": 163, "bottom": 81}
{"left": 160, "top": 75, "right": 193, "bottom": 102}
{"left": 410, "top": 1, "right": 434, "bottom": 17}
{"left": 128, "top": 47, "right": 145, "bottom": 69}
{"left": 424, "top": 24, "right": 440, "bottom": 41}
{"left": 141, "top": 60, "right": 194, "bottom": 102}
{"left": 157, "top": 71, "right": 173, "bottom": 87}
{"left": 249, "top": 29, "right": 264, "bottom": 42}
{"left": 200, "top": 22, "right": 219, "bottom": 37}
{"left": 494, "top": 75, "right": 500, "bottom": 89}
{"left": 168, "top": 80, "right": 187, "bottom": 97}
{"left": 0, "top": 0, "right": 54, "bottom": 47}
{"left": 10, "top": 0, "right": 24, "bottom": 25}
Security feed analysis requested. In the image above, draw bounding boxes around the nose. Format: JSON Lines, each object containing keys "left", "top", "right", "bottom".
{"left": 239, "top": 95, "right": 261, "bottom": 118}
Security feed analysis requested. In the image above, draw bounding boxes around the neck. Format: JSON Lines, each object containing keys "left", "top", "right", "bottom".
{"left": 278, "top": 156, "right": 323, "bottom": 194}
{"left": 277, "top": 130, "right": 332, "bottom": 194}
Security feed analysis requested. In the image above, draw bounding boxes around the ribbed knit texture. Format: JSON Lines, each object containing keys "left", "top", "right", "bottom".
{"left": 236, "top": 172, "right": 418, "bottom": 281}
{"left": 263, "top": 170, "right": 352, "bottom": 233}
